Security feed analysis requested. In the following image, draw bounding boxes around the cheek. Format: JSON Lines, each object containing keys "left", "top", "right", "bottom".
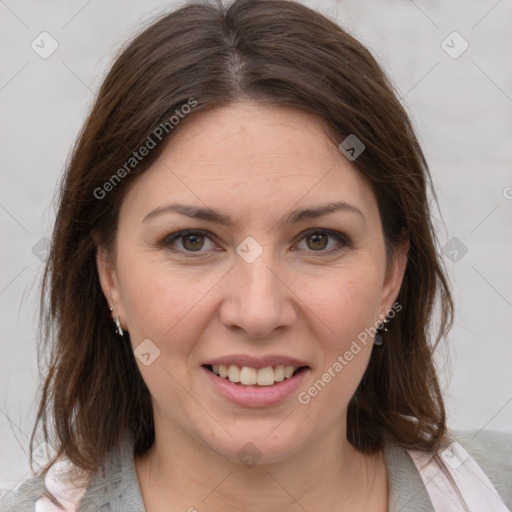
{"left": 298, "top": 267, "right": 383, "bottom": 399}
{"left": 116, "top": 256, "right": 219, "bottom": 408}
{"left": 305, "top": 269, "right": 383, "bottom": 346}
{"left": 116, "top": 250, "right": 217, "bottom": 350}
{"left": 296, "top": 277, "right": 379, "bottom": 414}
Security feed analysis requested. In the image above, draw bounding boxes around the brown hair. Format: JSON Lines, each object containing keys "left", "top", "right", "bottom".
{"left": 31, "top": 0, "right": 453, "bottom": 481}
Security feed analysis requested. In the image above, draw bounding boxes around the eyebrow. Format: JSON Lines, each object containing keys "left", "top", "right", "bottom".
{"left": 143, "top": 201, "right": 365, "bottom": 226}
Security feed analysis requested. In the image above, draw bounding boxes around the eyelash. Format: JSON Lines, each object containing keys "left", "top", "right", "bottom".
{"left": 159, "top": 228, "right": 350, "bottom": 257}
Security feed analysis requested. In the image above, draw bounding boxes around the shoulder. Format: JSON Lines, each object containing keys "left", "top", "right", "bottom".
{"left": 1, "top": 474, "right": 46, "bottom": 512}
{"left": 451, "top": 428, "right": 512, "bottom": 508}
{"left": 1, "top": 460, "right": 90, "bottom": 512}
{"left": 2, "top": 434, "right": 135, "bottom": 512}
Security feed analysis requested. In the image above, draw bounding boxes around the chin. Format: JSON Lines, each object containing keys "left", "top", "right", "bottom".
{"left": 198, "top": 421, "right": 311, "bottom": 468}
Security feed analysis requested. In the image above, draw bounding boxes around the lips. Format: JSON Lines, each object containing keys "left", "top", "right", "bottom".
{"left": 205, "top": 363, "right": 305, "bottom": 386}
{"left": 202, "top": 354, "right": 310, "bottom": 388}
{"left": 201, "top": 363, "right": 310, "bottom": 407}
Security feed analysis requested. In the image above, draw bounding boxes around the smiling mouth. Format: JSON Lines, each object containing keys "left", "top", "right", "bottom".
{"left": 203, "top": 364, "right": 308, "bottom": 387}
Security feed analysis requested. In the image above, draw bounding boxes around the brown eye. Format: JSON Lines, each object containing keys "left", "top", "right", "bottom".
{"left": 306, "top": 232, "right": 328, "bottom": 251}
{"left": 182, "top": 233, "right": 205, "bottom": 251}
{"left": 161, "top": 229, "right": 216, "bottom": 254}
{"left": 295, "top": 229, "right": 349, "bottom": 254}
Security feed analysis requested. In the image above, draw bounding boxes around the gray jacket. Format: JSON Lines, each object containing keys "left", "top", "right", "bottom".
{"left": 2, "top": 429, "right": 511, "bottom": 511}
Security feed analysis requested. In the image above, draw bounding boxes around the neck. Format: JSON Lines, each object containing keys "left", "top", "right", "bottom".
{"left": 134, "top": 418, "right": 388, "bottom": 512}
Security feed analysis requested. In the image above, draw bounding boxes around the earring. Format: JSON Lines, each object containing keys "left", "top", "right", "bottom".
{"left": 374, "top": 317, "right": 390, "bottom": 346}
{"left": 109, "top": 307, "right": 124, "bottom": 336}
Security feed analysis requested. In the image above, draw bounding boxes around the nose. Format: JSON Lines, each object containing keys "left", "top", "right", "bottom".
{"left": 219, "top": 245, "right": 297, "bottom": 338}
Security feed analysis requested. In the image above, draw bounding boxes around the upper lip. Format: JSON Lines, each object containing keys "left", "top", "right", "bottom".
{"left": 203, "top": 354, "right": 310, "bottom": 370}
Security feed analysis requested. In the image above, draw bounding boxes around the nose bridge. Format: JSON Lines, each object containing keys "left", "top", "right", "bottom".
{"left": 239, "top": 246, "right": 279, "bottom": 295}
{"left": 236, "top": 236, "right": 283, "bottom": 306}
{"left": 220, "top": 236, "right": 296, "bottom": 336}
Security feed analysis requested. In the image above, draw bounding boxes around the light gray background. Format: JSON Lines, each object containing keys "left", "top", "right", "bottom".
{"left": 1, "top": 0, "right": 511, "bottom": 494}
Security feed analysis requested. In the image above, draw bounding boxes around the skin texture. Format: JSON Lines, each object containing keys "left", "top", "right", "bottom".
{"left": 97, "top": 102, "right": 408, "bottom": 511}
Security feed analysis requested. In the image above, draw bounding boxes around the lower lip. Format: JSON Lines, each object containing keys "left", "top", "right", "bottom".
{"left": 201, "top": 366, "right": 310, "bottom": 408}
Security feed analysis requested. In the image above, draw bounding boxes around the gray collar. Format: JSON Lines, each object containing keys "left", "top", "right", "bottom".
{"left": 384, "top": 442, "right": 435, "bottom": 512}
{"left": 78, "top": 435, "right": 435, "bottom": 512}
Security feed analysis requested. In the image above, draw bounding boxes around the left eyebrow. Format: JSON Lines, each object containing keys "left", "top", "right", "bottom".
{"left": 142, "top": 200, "right": 365, "bottom": 226}
{"left": 284, "top": 201, "right": 365, "bottom": 225}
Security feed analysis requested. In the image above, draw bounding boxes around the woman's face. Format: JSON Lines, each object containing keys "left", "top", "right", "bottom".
{"left": 98, "top": 102, "right": 407, "bottom": 464}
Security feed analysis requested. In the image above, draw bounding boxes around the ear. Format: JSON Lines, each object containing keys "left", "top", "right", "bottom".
{"left": 96, "top": 245, "right": 126, "bottom": 326}
{"left": 379, "top": 236, "right": 409, "bottom": 317}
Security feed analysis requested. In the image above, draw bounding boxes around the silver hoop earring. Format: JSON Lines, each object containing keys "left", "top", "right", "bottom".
{"left": 110, "top": 307, "right": 124, "bottom": 336}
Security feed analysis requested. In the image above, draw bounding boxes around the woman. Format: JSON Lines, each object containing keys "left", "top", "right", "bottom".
{"left": 2, "top": 0, "right": 511, "bottom": 511}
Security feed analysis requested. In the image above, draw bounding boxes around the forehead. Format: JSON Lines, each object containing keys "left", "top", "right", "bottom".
{"left": 119, "top": 102, "right": 379, "bottom": 228}
{"left": 164, "top": 101, "right": 340, "bottom": 176}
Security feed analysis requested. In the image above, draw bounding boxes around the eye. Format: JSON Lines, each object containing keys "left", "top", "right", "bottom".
{"left": 294, "top": 228, "right": 349, "bottom": 254}
{"left": 160, "top": 229, "right": 217, "bottom": 254}
{"left": 160, "top": 228, "right": 349, "bottom": 257}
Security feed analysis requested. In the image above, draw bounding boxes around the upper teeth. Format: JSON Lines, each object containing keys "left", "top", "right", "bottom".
{"left": 211, "top": 364, "right": 298, "bottom": 386}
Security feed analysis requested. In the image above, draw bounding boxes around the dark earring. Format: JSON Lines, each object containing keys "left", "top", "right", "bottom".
{"left": 374, "top": 317, "right": 390, "bottom": 346}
